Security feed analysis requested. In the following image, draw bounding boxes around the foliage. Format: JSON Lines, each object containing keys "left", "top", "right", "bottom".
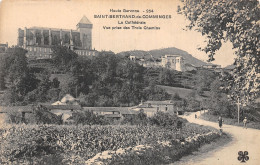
{"left": 32, "top": 105, "right": 63, "bottom": 124}
{"left": 1, "top": 48, "right": 39, "bottom": 105}
{"left": 51, "top": 46, "right": 78, "bottom": 72}
{"left": 0, "top": 122, "right": 219, "bottom": 164}
{"left": 178, "top": 0, "right": 260, "bottom": 102}
{"left": 171, "top": 92, "right": 182, "bottom": 100}
{"left": 69, "top": 110, "right": 109, "bottom": 125}
{"left": 24, "top": 71, "right": 61, "bottom": 103}
{"left": 122, "top": 111, "right": 148, "bottom": 126}
{"left": 142, "top": 83, "right": 171, "bottom": 101}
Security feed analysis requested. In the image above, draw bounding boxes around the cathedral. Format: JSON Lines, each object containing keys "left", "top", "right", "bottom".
{"left": 17, "top": 16, "right": 97, "bottom": 59}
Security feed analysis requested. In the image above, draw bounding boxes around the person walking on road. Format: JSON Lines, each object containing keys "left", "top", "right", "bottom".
{"left": 243, "top": 117, "right": 248, "bottom": 129}
{"left": 218, "top": 116, "right": 223, "bottom": 129}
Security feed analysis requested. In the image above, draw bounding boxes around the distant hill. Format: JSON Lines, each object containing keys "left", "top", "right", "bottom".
{"left": 119, "top": 47, "right": 211, "bottom": 67}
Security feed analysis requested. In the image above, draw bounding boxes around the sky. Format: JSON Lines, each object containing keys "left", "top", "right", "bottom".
{"left": 0, "top": 0, "right": 236, "bottom": 67}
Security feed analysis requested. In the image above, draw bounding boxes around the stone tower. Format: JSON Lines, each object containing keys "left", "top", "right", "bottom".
{"left": 76, "top": 16, "right": 92, "bottom": 50}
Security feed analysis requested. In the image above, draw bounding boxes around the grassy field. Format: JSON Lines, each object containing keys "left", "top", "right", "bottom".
{"left": 157, "top": 85, "right": 210, "bottom": 101}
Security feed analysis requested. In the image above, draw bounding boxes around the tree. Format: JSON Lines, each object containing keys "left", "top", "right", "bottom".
{"left": 178, "top": 0, "right": 260, "bottom": 103}
{"left": 51, "top": 46, "right": 78, "bottom": 71}
{"left": 3, "top": 47, "right": 38, "bottom": 105}
{"left": 171, "top": 92, "right": 181, "bottom": 100}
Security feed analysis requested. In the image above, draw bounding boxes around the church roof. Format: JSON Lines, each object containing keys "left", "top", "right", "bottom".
{"left": 78, "top": 15, "right": 92, "bottom": 25}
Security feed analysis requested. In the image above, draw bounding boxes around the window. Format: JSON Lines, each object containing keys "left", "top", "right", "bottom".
{"left": 172, "top": 59, "right": 175, "bottom": 63}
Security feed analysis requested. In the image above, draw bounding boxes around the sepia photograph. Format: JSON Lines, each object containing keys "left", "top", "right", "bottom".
{"left": 0, "top": 0, "right": 259, "bottom": 164}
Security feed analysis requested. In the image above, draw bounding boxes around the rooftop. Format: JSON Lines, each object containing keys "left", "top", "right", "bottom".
{"left": 142, "top": 100, "right": 174, "bottom": 105}
{"left": 78, "top": 15, "right": 92, "bottom": 25}
{"left": 83, "top": 107, "right": 139, "bottom": 115}
{"left": 28, "top": 27, "right": 79, "bottom": 32}
{"left": 0, "top": 106, "right": 33, "bottom": 113}
{"left": 163, "top": 55, "right": 182, "bottom": 58}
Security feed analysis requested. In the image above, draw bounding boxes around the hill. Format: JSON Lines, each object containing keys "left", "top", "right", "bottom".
{"left": 158, "top": 85, "right": 210, "bottom": 101}
{"left": 119, "top": 47, "right": 210, "bottom": 67}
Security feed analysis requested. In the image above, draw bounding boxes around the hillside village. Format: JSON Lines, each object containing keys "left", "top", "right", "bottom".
{"left": 0, "top": 0, "right": 259, "bottom": 164}
{"left": 0, "top": 38, "right": 235, "bottom": 125}
{"left": 1, "top": 14, "right": 257, "bottom": 127}
{"left": 0, "top": 16, "right": 244, "bottom": 125}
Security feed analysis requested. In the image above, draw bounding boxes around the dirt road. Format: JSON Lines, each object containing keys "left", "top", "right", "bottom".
{"left": 174, "top": 111, "right": 260, "bottom": 165}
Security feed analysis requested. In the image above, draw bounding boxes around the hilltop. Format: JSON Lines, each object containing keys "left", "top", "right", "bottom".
{"left": 119, "top": 47, "right": 211, "bottom": 67}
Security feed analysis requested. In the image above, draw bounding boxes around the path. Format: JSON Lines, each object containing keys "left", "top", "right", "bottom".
{"left": 174, "top": 111, "right": 260, "bottom": 165}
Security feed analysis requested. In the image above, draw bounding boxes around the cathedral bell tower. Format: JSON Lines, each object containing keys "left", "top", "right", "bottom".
{"left": 76, "top": 16, "right": 92, "bottom": 50}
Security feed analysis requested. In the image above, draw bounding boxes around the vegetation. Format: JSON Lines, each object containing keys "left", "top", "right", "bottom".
{"left": 0, "top": 114, "right": 220, "bottom": 164}
{"left": 0, "top": 47, "right": 172, "bottom": 106}
{"left": 178, "top": 0, "right": 260, "bottom": 103}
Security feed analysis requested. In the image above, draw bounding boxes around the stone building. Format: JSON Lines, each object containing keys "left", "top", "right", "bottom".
{"left": 0, "top": 42, "right": 8, "bottom": 53}
{"left": 131, "top": 100, "right": 184, "bottom": 116}
{"left": 161, "top": 55, "right": 184, "bottom": 71}
{"left": 17, "top": 16, "right": 97, "bottom": 59}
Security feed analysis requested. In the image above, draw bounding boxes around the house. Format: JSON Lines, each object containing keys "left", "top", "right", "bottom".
{"left": 0, "top": 43, "right": 8, "bottom": 52}
{"left": 44, "top": 104, "right": 82, "bottom": 122}
{"left": 161, "top": 55, "right": 184, "bottom": 71}
{"left": 201, "top": 64, "right": 221, "bottom": 69}
{"left": 52, "top": 101, "right": 66, "bottom": 105}
{"left": 0, "top": 106, "right": 33, "bottom": 124}
{"left": 129, "top": 55, "right": 136, "bottom": 61}
{"left": 83, "top": 107, "right": 139, "bottom": 120}
{"left": 131, "top": 106, "right": 158, "bottom": 117}
{"left": 60, "top": 94, "right": 79, "bottom": 105}
{"left": 134, "top": 100, "right": 184, "bottom": 116}
{"left": 41, "top": 94, "right": 81, "bottom": 122}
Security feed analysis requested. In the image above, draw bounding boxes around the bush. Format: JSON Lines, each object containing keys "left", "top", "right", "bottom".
{"left": 69, "top": 110, "right": 109, "bottom": 125}
{"left": 149, "top": 112, "right": 187, "bottom": 129}
{"left": 171, "top": 92, "right": 181, "bottom": 101}
{"left": 122, "top": 111, "right": 148, "bottom": 125}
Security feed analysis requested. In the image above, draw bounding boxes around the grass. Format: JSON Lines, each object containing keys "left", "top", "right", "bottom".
{"left": 200, "top": 112, "right": 260, "bottom": 130}
{"left": 157, "top": 85, "right": 210, "bottom": 101}
{"left": 158, "top": 85, "right": 193, "bottom": 97}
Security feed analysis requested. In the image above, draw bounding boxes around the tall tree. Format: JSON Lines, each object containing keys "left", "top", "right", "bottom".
{"left": 51, "top": 46, "right": 78, "bottom": 71}
{"left": 178, "top": 0, "right": 260, "bottom": 103}
{"left": 3, "top": 47, "right": 38, "bottom": 104}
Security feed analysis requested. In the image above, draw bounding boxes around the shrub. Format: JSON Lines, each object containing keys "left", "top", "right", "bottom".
{"left": 149, "top": 112, "right": 187, "bottom": 129}
{"left": 69, "top": 110, "right": 110, "bottom": 125}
